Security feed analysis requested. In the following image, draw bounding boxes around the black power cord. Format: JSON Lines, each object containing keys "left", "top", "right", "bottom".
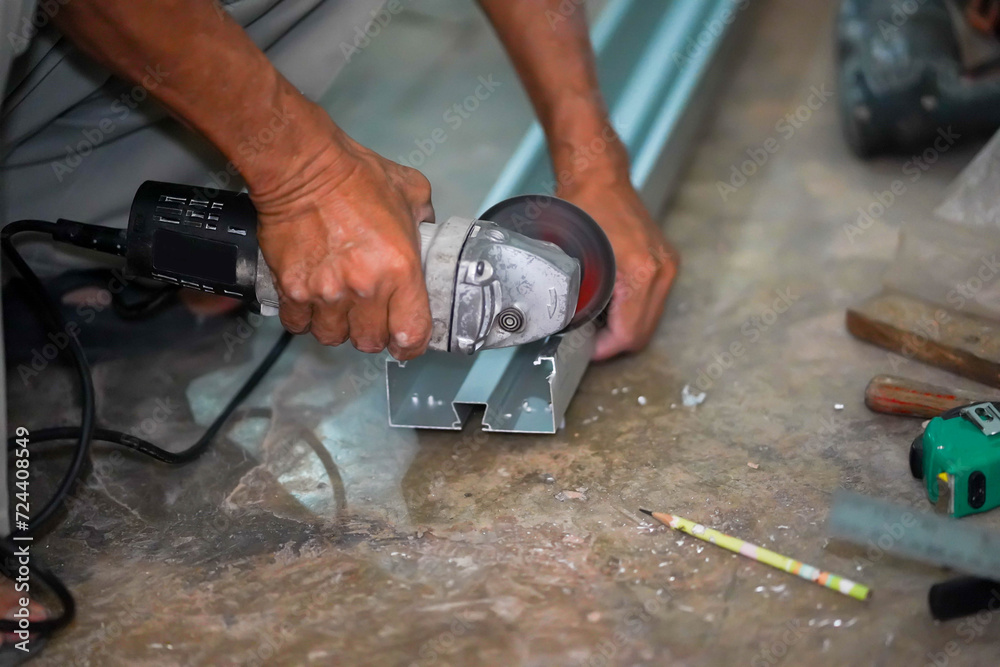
{"left": 1, "top": 219, "right": 291, "bottom": 636}
{"left": 2, "top": 222, "right": 96, "bottom": 535}
{"left": 21, "top": 329, "right": 290, "bottom": 465}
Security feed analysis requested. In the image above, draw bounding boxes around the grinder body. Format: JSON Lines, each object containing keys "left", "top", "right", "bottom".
{"left": 123, "top": 181, "right": 611, "bottom": 354}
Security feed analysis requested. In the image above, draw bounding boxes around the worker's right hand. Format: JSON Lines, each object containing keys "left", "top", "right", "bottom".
{"left": 249, "top": 126, "right": 435, "bottom": 361}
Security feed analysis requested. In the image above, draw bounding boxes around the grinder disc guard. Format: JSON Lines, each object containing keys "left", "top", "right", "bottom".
{"left": 481, "top": 195, "right": 615, "bottom": 330}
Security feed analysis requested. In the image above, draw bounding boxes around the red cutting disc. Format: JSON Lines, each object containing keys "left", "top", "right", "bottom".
{"left": 480, "top": 195, "right": 616, "bottom": 331}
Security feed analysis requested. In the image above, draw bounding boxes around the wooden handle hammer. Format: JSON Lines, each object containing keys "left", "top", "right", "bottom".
{"left": 865, "top": 375, "right": 1000, "bottom": 418}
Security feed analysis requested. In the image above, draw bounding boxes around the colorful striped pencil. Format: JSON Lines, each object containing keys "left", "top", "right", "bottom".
{"left": 640, "top": 508, "right": 871, "bottom": 601}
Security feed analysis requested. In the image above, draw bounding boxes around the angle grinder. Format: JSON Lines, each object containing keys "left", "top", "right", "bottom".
{"left": 117, "top": 181, "right": 615, "bottom": 354}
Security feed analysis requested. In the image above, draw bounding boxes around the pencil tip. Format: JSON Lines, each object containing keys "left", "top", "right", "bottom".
{"left": 638, "top": 508, "right": 653, "bottom": 516}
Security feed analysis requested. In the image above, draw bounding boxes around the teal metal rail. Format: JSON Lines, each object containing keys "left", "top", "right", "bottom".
{"left": 482, "top": 0, "right": 748, "bottom": 212}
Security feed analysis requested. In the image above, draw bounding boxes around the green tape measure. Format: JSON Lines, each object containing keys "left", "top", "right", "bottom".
{"left": 910, "top": 402, "right": 1000, "bottom": 518}
{"left": 828, "top": 491, "right": 1000, "bottom": 581}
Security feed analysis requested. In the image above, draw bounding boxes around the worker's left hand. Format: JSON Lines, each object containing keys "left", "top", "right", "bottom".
{"left": 558, "top": 178, "right": 678, "bottom": 360}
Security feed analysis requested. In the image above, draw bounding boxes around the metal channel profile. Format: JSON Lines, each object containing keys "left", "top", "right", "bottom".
{"left": 388, "top": 0, "right": 750, "bottom": 433}
{"left": 388, "top": 326, "right": 594, "bottom": 433}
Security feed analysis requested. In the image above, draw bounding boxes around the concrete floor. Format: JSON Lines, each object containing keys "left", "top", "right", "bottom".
{"left": 8, "top": 0, "right": 1000, "bottom": 665}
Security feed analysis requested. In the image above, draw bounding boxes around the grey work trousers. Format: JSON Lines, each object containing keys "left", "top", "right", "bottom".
{"left": 1, "top": 0, "right": 386, "bottom": 241}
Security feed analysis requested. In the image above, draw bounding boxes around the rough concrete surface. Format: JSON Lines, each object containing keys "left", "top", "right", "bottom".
{"left": 6, "top": 0, "right": 1000, "bottom": 665}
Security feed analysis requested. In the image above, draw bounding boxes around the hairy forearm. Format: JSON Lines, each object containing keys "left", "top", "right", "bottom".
{"left": 477, "top": 0, "right": 628, "bottom": 182}
{"left": 482, "top": 1, "right": 676, "bottom": 361}
{"left": 52, "top": 0, "right": 338, "bottom": 196}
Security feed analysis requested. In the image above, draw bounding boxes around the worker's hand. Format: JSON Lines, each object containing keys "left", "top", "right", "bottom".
{"left": 558, "top": 178, "right": 678, "bottom": 360}
{"left": 251, "top": 130, "right": 434, "bottom": 360}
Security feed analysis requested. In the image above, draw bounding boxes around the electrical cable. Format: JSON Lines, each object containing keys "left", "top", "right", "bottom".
{"left": 1, "top": 221, "right": 95, "bottom": 536}
{"left": 18, "top": 329, "right": 291, "bottom": 465}
{"left": 0, "top": 220, "right": 95, "bottom": 635}
{"left": 0, "top": 219, "right": 291, "bottom": 637}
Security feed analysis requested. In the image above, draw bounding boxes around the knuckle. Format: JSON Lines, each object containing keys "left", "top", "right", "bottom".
{"left": 309, "top": 266, "right": 344, "bottom": 303}
{"left": 346, "top": 272, "right": 379, "bottom": 299}
{"left": 321, "top": 286, "right": 344, "bottom": 303}
{"left": 392, "top": 256, "right": 420, "bottom": 280}
{"left": 397, "top": 244, "right": 423, "bottom": 272}
{"left": 380, "top": 248, "right": 420, "bottom": 283}
{"left": 317, "top": 281, "right": 344, "bottom": 304}
{"left": 279, "top": 273, "right": 310, "bottom": 303}
{"left": 406, "top": 168, "right": 432, "bottom": 198}
{"left": 402, "top": 169, "right": 433, "bottom": 220}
